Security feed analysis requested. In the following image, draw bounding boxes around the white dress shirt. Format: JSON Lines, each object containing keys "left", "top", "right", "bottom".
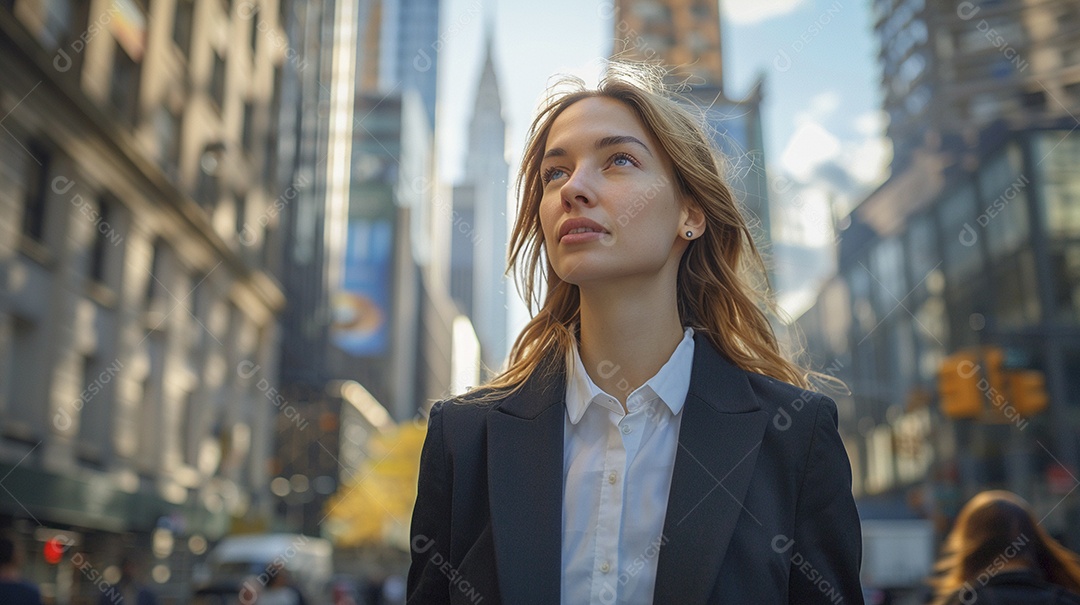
{"left": 561, "top": 327, "right": 695, "bottom": 605}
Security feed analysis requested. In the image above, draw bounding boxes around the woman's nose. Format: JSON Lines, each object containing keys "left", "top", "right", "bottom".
{"left": 560, "top": 170, "right": 595, "bottom": 210}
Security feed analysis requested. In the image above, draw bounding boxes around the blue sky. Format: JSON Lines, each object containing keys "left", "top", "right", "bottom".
{"left": 433, "top": 0, "right": 890, "bottom": 327}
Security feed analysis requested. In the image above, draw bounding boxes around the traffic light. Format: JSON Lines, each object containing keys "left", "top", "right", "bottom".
{"left": 980, "top": 347, "right": 1006, "bottom": 394}
{"left": 938, "top": 352, "right": 981, "bottom": 418}
{"left": 43, "top": 537, "right": 64, "bottom": 564}
{"left": 1007, "top": 369, "right": 1048, "bottom": 416}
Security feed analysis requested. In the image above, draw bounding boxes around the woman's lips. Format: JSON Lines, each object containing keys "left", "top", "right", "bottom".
{"left": 560, "top": 230, "right": 607, "bottom": 244}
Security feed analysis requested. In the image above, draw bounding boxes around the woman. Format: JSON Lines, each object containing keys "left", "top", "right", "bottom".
{"left": 930, "top": 490, "right": 1080, "bottom": 605}
{"left": 407, "top": 64, "right": 862, "bottom": 604}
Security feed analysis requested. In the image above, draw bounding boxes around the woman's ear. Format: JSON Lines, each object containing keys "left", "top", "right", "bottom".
{"left": 680, "top": 202, "right": 707, "bottom": 238}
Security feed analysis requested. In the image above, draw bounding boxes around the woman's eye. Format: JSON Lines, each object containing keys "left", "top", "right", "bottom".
{"left": 610, "top": 152, "right": 637, "bottom": 168}
{"left": 542, "top": 167, "right": 567, "bottom": 184}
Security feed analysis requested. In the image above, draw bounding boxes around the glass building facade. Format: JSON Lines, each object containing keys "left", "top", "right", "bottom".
{"left": 799, "top": 124, "right": 1080, "bottom": 538}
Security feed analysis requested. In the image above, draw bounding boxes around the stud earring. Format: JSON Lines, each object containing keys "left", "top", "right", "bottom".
{"left": 685, "top": 230, "right": 693, "bottom": 238}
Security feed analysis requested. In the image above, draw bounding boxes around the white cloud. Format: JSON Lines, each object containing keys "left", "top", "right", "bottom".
{"left": 780, "top": 120, "right": 841, "bottom": 181}
{"left": 853, "top": 110, "right": 886, "bottom": 138}
{"left": 797, "top": 91, "right": 841, "bottom": 124}
{"left": 840, "top": 136, "right": 891, "bottom": 186}
{"left": 722, "top": 0, "right": 808, "bottom": 25}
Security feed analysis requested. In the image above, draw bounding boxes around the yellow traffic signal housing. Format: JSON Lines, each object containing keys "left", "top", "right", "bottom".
{"left": 938, "top": 352, "right": 981, "bottom": 418}
{"left": 1007, "top": 370, "right": 1048, "bottom": 416}
{"left": 980, "top": 347, "right": 1006, "bottom": 394}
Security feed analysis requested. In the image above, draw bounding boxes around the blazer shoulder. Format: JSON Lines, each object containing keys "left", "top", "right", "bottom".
{"left": 742, "top": 371, "right": 837, "bottom": 422}
{"left": 426, "top": 387, "right": 509, "bottom": 439}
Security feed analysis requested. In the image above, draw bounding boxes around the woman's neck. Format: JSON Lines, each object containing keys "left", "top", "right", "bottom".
{"left": 577, "top": 276, "right": 686, "bottom": 410}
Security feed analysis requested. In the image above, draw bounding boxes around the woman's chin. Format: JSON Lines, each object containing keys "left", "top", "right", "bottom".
{"left": 553, "top": 263, "right": 634, "bottom": 285}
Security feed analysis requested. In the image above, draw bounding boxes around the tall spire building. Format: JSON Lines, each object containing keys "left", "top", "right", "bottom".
{"left": 452, "top": 37, "right": 510, "bottom": 373}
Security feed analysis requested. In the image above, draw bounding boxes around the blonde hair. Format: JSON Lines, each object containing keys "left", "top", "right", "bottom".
{"left": 472, "top": 63, "right": 811, "bottom": 401}
{"left": 929, "top": 490, "right": 1080, "bottom": 604}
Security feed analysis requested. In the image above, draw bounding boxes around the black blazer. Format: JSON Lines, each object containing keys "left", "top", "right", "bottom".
{"left": 407, "top": 332, "right": 863, "bottom": 604}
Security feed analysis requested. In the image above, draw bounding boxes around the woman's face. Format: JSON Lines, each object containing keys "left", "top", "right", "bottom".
{"left": 538, "top": 96, "right": 693, "bottom": 285}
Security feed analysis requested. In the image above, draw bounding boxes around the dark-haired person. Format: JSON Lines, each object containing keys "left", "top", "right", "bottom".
{"left": 407, "top": 64, "right": 863, "bottom": 604}
{"left": 99, "top": 558, "right": 157, "bottom": 605}
{"left": 930, "top": 490, "right": 1080, "bottom": 605}
{"left": 0, "top": 534, "right": 43, "bottom": 605}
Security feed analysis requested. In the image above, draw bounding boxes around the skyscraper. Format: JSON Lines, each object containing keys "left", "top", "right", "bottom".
{"left": 611, "top": 0, "right": 725, "bottom": 87}
{"left": 452, "top": 35, "right": 510, "bottom": 373}
{"left": 875, "top": 0, "right": 1080, "bottom": 169}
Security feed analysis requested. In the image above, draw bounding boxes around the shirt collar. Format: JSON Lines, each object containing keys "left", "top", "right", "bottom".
{"left": 565, "top": 327, "right": 695, "bottom": 424}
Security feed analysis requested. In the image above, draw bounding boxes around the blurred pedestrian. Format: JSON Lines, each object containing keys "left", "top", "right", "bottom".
{"left": 364, "top": 573, "right": 386, "bottom": 605}
{"left": 332, "top": 580, "right": 357, "bottom": 605}
{"left": 257, "top": 563, "right": 303, "bottom": 605}
{"left": 407, "top": 61, "right": 862, "bottom": 604}
{"left": 929, "top": 490, "right": 1080, "bottom": 604}
{"left": 100, "top": 557, "right": 157, "bottom": 605}
{"left": 0, "top": 534, "right": 43, "bottom": 605}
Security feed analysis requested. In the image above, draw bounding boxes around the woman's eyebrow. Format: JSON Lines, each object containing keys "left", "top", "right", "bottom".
{"left": 595, "top": 135, "right": 652, "bottom": 156}
{"left": 542, "top": 134, "right": 654, "bottom": 160}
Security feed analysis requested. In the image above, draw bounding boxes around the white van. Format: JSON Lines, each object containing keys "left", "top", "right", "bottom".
{"left": 193, "top": 533, "right": 333, "bottom": 604}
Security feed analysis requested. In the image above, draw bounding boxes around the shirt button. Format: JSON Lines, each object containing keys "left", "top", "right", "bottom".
{"left": 621, "top": 424, "right": 632, "bottom": 434}
{"left": 607, "top": 472, "right": 617, "bottom": 485}
{"left": 600, "top": 561, "right": 611, "bottom": 573}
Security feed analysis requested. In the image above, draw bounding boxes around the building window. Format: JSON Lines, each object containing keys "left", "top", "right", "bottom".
{"left": 6, "top": 317, "right": 41, "bottom": 434}
{"left": 173, "top": 0, "right": 195, "bottom": 58}
{"left": 871, "top": 236, "right": 907, "bottom": 317}
{"left": 40, "top": 0, "right": 74, "bottom": 50}
{"left": 939, "top": 183, "right": 983, "bottom": 283}
{"left": 154, "top": 105, "right": 182, "bottom": 180}
{"left": 196, "top": 171, "right": 220, "bottom": 208}
{"left": 906, "top": 213, "right": 939, "bottom": 293}
{"left": 264, "top": 65, "right": 282, "bottom": 186}
{"left": 188, "top": 271, "right": 209, "bottom": 354}
{"left": 993, "top": 249, "right": 1040, "bottom": 328}
{"left": 1037, "top": 131, "right": 1080, "bottom": 239}
{"left": 179, "top": 389, "right": 193, "bottom": 466}
{"left": 134, "top": 353, "right": 161, "bottom": 472}
{"left": 1021, "top": 90, "right": 1046, "bottom": 110}
{"left": 979, "top": 146, "right": 1029, "bottom": 259}
{"left": 110, "top": 45, "right": 142, "bottom": 128}
{"left": 21, "top": 142, "right": 51, "bottom": 242}
{"left": 241, "top": 100, "right": 257, "bottom": 155}
{"left": 210, "top": 50, "right": 227, "bottom": 111}
{"left": 249, "top": 4, "right": 259, "bottom": 57}
{"left": 1065, "top": 81, "right": 1080, "bottom": 104}
{"left": 145, "top": 237, "right": 165, "bottom": 304}
{"left": 261, "top": 223, "right": 274, "bottom": 272}
{"left": 1049, "top": 244, "right": 1080, "bottom": 324}
{"left": 89, "top": 196, "right": 112, "bottom": 283}
{"left": 235, "top": 192, "right": 247, "bottom": 238}
{"left": 76, "top": 353, "right": 110, "bottom": 466}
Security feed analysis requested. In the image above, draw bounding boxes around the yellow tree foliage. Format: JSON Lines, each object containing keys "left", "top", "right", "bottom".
{"left": 324, "top": 422, "right": 427, "bottom": 550}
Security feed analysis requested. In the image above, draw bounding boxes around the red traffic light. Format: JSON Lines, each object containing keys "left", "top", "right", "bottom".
{"left": 43, "top": 537, "right": 65, "bottom": 564}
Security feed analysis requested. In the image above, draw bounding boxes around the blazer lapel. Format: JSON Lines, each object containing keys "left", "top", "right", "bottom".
{"left": 487, "top": 352, "right": 566, "bottom": 605}
{"left": 653, "top": 333, "right": 770, "bottom": 603}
